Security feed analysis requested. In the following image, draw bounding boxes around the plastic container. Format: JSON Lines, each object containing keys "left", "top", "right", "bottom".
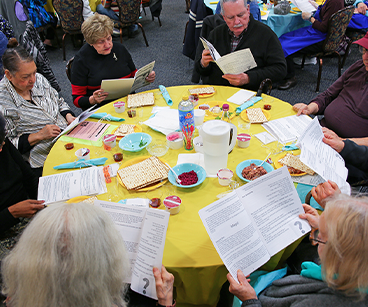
{"left": 193, "top": 136, "right": 204, "bottom": 153}
{"left": 166, "top": 132, "right": 184, "bottom": 150}
{"left": 113, "top": 101, "right": 125, "bottom": 113}
{"left": 163, "top": 195, "right": 181, "bottom": 215}
{"left": 103, "top": 134, "right": 117, "bottom": 150}
{"left": 217, "top": 168, "right": 233, "bottom": 186}
{"left": 194, "top": 109, "right": 205, "bottom": 126}
{"left": 178, "top": 95, "right": 195, "bottom": 150}
{"left": 75, "top": 148, "right": 90, "bottom": 160}
{"left": 146, "top": 140, "right": 169, "bottom": 157}
{"left": 221, "top": 103, "right": 231, "bottom": 122}
{"left": 237, "top": 133, "right": 251, "bottom": 148}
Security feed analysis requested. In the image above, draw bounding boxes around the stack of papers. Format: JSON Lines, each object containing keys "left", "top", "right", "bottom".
{"left": 143, "top": 108, "right": 179, "bottom": 135}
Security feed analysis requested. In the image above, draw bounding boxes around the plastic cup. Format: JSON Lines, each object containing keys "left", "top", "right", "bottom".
{"left": 75, "top": 148, "right": 90, "bottom": 160}
{"left": 113, "top": 101, "right": 125, "bottom": 113}
{"left": 166, "top": 132, "right": 184, "bottom": 150}
{"left": 194, "top": 109, "right": 206, "bottom": 126}
{"left": 163, "top": 195, "right": 181, "bottom": 215}
{"left": 193, "top": 136, "right": 204, "bottom": 153}
{"left": 237, "top": 133, "right": 251, "bottom": 148}
{"left": 103, "top": 134, "right": 117, "bottom": 150}
{"left": 217, "top": 168, "right": 233, "bottom": 186}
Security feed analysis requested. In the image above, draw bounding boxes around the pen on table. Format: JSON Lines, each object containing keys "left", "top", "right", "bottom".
{"left": 95, "top": 124, "right": 107, "bottom": 137}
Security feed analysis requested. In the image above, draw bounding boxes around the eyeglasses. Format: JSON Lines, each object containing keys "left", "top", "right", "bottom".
{"left": 309, "top": 228, "right": 327, "bottom": 245}
{"left": 359, "top": 46, "right": 367, "bottom": 55}
{"left": 310, "top": 237, "right": 327, "bottom": 245}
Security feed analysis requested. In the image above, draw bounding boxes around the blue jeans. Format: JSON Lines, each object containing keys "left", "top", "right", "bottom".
{"left": 96, "top": 4, "right": 138, "bottom": 32}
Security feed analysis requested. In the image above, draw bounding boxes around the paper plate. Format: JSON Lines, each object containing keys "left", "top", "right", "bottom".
{"left": 188, "top": 85, "right": 216, "bottom": 98}
{"left": 261, "top": 10, "right": 267, "bottom": 15}
{"left": 195, "top": 101, "right": 236, "bottom": 121}
{"left": 240, "top": 108, "right": 271, "bottom": 123}
{"left": 112, "top": 124, "right": 142, "bottom": 140}
{"left": 117, "top": 156, "right": 169, "bottom": 191}
{"left": 274, "top": 152, "right": 307, "bottom": 176}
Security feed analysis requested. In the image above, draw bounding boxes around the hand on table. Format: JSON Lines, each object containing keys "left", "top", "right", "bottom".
{"left": 357, "top": 2, "right": 367, "bottom": 15}
{"left": 91, "top": 89, "right": 109, "bottom": 105}
{"left": 322, "top": 127, "right": 344, "bottom": 153}
{"left": 227, "top": 270, "right": 257, "bottom": 302}
{"left": 153, "top": 265, "right": 174, "bottom": 306}
{"left": 146, "top": 71, "right": 156, "bottom": 83}
{"left": 299, "top": 203, "right": 320, "bottom": 228}
{"left": 200, "top": 49, "right": 214, "bottom": 68}
{"left": 8, "top": 199, "right": 45, "bottom": 218}
{"left": 292, "top": 102, "right": 318, "bottom": 116}
{"left": 222, "top": 73, "right": 249, "bottom": 86}
{"left": 311, "top": 180, "right": 341, "bottom": 208}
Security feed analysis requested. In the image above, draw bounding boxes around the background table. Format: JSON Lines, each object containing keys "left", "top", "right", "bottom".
{"left": 43, "top": 85, "right": 303, "bottom": 307}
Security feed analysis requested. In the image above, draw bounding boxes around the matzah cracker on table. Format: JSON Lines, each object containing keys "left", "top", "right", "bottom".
{"left": 114, "top": 124, "right": 135, "bottom": 137}
{"left": 246, "top": 108, "right": 268, "bottom": 123}
{"left": 189, "top": 87, "right": 215, "bottom": 95}
{"left": 278, "top": 153, "right": 315, "bottom": 175}
{"left": 117, "top": 156, "right": 169, "bottom": 190}
{"left": 127, "top": 92, "right": 155, "bottom": 108}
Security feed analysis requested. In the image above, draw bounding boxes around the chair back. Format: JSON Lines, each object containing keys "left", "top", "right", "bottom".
{"left": 323, "top": 6, "right": 354, "bottom": 53}
{"left": 52, "top": 0, "right": 84, "bottom": 32}
{"left": 66, "top": 57, "right": 74, "bottom": 82}
{"left": 115, "top": 0, "right": 141, "bottom": 25}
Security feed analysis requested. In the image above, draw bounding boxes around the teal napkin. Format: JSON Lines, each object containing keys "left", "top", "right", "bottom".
{"left": 90, "top": 112, "right": 125, "bottom": 122}
{"left": 235, "top": 97, "right": 263, "bottom": 114}
{"left": 159, "top": 85, "right": 173, "bottom": 106}
{"left": 53, "top": 157, "right": 108, "bottom": 170}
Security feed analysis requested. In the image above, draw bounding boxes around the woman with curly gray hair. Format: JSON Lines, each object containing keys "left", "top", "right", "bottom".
{"left": 1, "top": 202, "right": 174, "bottom": 307}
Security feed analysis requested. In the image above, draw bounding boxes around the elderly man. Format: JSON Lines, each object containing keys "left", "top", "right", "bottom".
{"left": 194, "top": 0, "right": 286, "bottom": 91}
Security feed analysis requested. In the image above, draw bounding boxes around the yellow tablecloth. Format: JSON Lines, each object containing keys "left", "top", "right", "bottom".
{"left": 43, "top": 85, "right": 302, "bottom": 307}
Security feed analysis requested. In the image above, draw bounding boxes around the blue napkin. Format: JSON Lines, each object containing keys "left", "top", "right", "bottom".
{"left": 53, "top": 157, "right": 108, "bottom": 170}
{"left": 159, "top": 85, "right": 173, "bottom": 106}
{"left": 235, "top": 96, "right": 263, "bottom": 114}
{"left": 283, "top": 144, "right": 299, "bottom": 151}
{"left": 300, "top": 261, "right": 323, "bottom": 281}
{"left": 90, "top": 112, "right": 125, "bottom": 122}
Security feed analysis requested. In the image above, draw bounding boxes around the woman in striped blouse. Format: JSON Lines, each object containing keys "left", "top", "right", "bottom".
{"left": 0, "top": 43, "right": 75, "bottom": 177}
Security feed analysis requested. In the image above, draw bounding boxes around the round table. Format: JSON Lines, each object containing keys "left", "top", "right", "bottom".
{"left": 43, "top": 85, "right": 302, "bottom": 307}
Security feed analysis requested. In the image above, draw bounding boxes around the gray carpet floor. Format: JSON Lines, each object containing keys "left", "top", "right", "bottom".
{"left": 45, "top": 0, "right": 362, "bottom": 116}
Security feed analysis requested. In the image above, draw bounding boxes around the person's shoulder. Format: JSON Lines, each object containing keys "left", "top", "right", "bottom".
{"left": 249, "top": 18, "right": 276, "bottom": 34}
{"left": 112, "top": 42, "right": 130, "bottom": 54}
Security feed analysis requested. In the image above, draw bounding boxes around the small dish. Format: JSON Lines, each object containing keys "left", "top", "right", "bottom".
{"left": 119, "top": 132, "right": 152, "bottom": 152}
{"left": 240, "top": 108, "right": 271, "bottom": 123}
{"left": 166, "top": 132, "right": 184, "bottom": 150}
{"left": 236, "top": 159, "right": 274, "bottom": 182}
{"left": 146, "top": 140, "right": 169, "bottom": 157}
{"left": 168, "top": 163, "right": 206, "bottom": 188}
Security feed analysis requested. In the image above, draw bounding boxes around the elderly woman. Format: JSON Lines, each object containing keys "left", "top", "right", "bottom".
{"left": 0, "top": 44, "right": 75, "bottom": 178}
{"left": 227, "top": 193, "right": 368, "bottom": 306}
{"left": 1, "top": 202, "right": 175, "bottom": 307}
{"left": 0, "top": 112, "right": 45, "bottom": 260}
{"left": 293, "top": 32, "right": 368, "bottom": 140}
{"left": 71, "top": 13, "right": 155, "bottom": 111}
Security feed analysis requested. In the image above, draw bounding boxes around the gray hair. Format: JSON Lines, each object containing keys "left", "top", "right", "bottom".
{"left": 2, "top": 202, "right": 130, "bottom": 307}
{"left": 220, "top": 0, "right": 248, "bottom": 14}
{"left": 82, "top": 13, "right": 114, "bottom": 45}
{"left": 2, "top": 45, "right": 33, "bottom": 75}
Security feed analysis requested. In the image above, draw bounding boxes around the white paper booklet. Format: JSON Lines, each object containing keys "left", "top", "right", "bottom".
{"left": 101, "top": 61, "right": 155, "bottom": 100}
{"left": 200, "top": 37, "right": 257, "bottom": 74}
{"left": 38, "top": 167, "right": 107, "bottom": 204}
{"left": 262, "top": 115, "right": 312, "bottom": 143}
{"left": 199, "top": 167, "right": 310, "bottom": 281}
{"left": 95, "top": 200, "right": 170, "bottom": 299}
{"left": 291, "top": 0, "right": 316, "bottom": 13}
{"left": 296, "top": 117, "right": 350, "bottom": 194}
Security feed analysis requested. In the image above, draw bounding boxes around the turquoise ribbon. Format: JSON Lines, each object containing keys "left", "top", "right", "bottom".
{"left": 90, "top": 112, "right": 125, "bottom": 122}
{"left": 235, "top": 97, "right": 263, "bottom": 114}
{"left": 53, "top": 157, "right": 108, "bottom": 169}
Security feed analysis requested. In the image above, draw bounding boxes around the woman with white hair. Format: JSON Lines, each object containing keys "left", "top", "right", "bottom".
{"left": 1, "top": 202, "right": 175, "bottom": 307}
{"left": 227, "top": 193, "right": 368, "bottom": 306}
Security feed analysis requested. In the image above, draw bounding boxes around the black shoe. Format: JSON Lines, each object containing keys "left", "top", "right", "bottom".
{"left": 278, "top": 77, "right": 297, "bottom": 90}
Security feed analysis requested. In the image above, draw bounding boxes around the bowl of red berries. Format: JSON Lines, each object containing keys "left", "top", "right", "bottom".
{"left": 168, "top": 163, "right": 206, "bottom": 188}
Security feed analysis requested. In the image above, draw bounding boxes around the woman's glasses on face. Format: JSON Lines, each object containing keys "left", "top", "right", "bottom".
{"left": 309, "top": 228, "right": 327, "bottom": 246}
{"left": 359, "top": 46, "right": 367, "bottom": 55}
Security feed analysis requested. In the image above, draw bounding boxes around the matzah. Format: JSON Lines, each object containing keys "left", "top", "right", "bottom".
{"left": 114, "top": 124, "right": 135, "bottom": 137}
{"left": 189, "top": 87, "right": 215, "bottom": 95}
{"left": 246, "top": 108, "right": 268, "bottom": 123}
{"left": 278, "top": 153, "right": 315, "bottom": 175}
{"left": 127, "top": 92, "right": 155, "bottom": 108}
{"left": 118, "top": 156, "right": 169, "bottom": 190}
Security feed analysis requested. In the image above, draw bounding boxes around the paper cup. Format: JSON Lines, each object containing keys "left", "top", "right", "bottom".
{"left": 237, "top": 133, "right": 251, "bottom": 148}
{"left": 193, "top": 136, "right": 204, "bottom": 153}
{"left": 166, "top": 132, "right": 184, "bottom": 150}
{"left": 103, "top": 134, "right": 117, "bottom": 150}
{"left": 194, "top": 109, "right": 205, "bottom": 126}
{"left": 163, "top": 195, "right": 181, "bottom": 215}
{"left": 217, "top": 168, "right": 233, "bottom": 186}
{"left": 75, "top": 148, "right": 90, "bottom": 160}
{"left": 113, "top": 101, "right": 125, "bottom": 113}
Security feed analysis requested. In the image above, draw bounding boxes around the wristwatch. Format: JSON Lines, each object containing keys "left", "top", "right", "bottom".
{"left": 157, "top": 300, "right": 176, "bottom": 307}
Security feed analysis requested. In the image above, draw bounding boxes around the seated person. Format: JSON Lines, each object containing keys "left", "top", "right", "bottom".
{"left": 97, "top": 0, "right": 138, "bottom": 37}
{"left": 71, "top": 13, "right": 155, "bottom": 111}
{"left": 293, "top": 32, "right": 368, "bottom": 139}
{"left": 215, "top": 0, "right": 261, "bottom": 21}
{"left": 228, "top": 193, "right": 368, "bottom": 306}
{"left": 1, "top": 202, "right": 175, "bottom": 307}
{"left": 277, "top": 0, "right": 344, "bottom": 90}
{"left": 0, "top": 112, "right": 45, "bottom": 259}
{"left": 347, "top": 0, "right": 368, "bottom": 31}
{"left": 82, "top": 0, "right": 94, "bottom": 20}
{"left": 194, "top": 0, "right": 287, "bottom": 91}
{"left": 0, "top": 43, "right": 75, "bottom": 178}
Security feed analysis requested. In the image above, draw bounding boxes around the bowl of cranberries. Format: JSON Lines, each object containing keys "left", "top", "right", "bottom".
{"left": 168, "top": 163, "right": 206, "bottom": 188}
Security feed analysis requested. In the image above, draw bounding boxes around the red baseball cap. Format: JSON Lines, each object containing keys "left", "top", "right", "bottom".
{"left": 353, "top": 32, "right": 368, "bottom": 50}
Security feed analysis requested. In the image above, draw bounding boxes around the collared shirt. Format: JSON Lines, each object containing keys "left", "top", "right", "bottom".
{"left": 229, "top": 28, "right": 246, "bottom": 52}
{"left": 0, "top": 73, "right": 70, "bottom": 168}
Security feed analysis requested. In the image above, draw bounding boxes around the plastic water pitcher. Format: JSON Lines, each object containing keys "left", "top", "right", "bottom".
{"left": 199, "top": 120, "right": 237, "bottom": 176}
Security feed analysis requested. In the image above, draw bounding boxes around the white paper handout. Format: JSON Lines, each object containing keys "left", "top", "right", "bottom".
{"left": 200, "top": 37, "right": 257, "bottom": 74}
{"left": 291, "top": 0, "right": 316, "bottom": 13}
{"left": 199, "top": 167, "right": 311, "bottom": 281}
{"left": 38, "top": 167, "right": 107, "bottom": 204}
{"left": 296, "top": 117, "right": 350, "bottom": 194}
{"left": 143, "top": 108, "right": 179, "bottom": 135}
{"left": 254, "top": 131, "right": 277, "bottom": 145}
{"left": 262, "top": 115, "right": 313, "bottom": 143}
{"left": 227, "top": 89, "right": 256, "bottom": 105}
{"left": 101, "top": 61, "right": 155, "bottom": 100}
{"left": 95, "top": 200, "right": 170, "bottom": 299}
